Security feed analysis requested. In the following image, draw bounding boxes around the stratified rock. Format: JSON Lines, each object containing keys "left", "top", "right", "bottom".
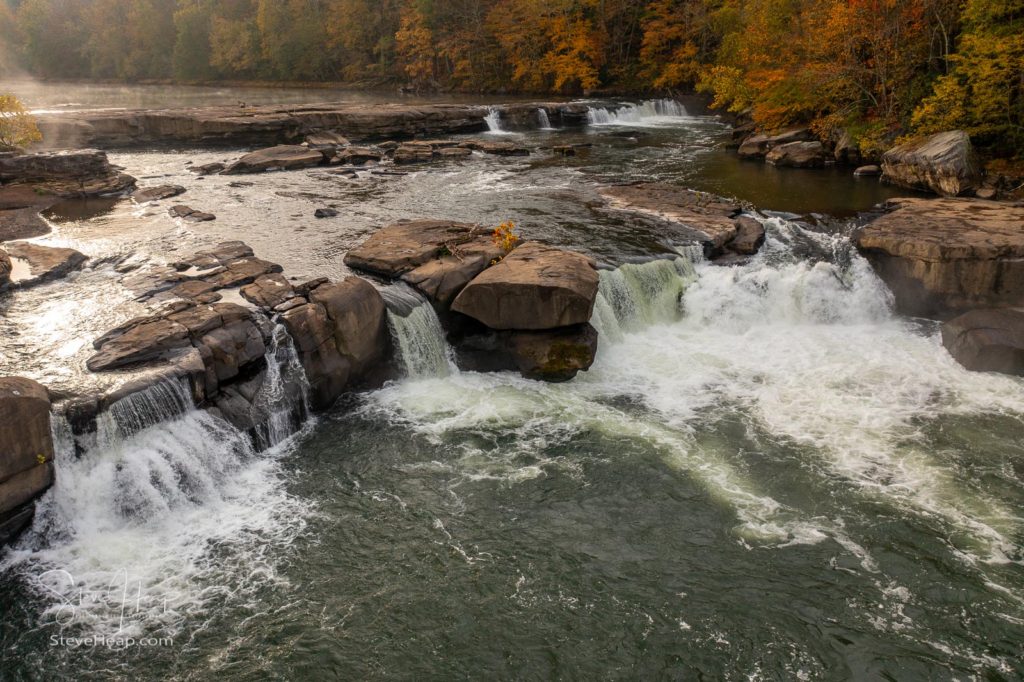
{"left": 451, "top": 242, "right": 599, "bottom": 330}
{"left": 881, "top": 131, "right": 981, "bottom": 197}
{"left": 0, "top": 376, "right": 54, "bottom": 545}
{"left": 509, "top": 324, "right": 598, "bottom": 381}
{"left": 856, "top": 197, "right": 1024, "bottom": 317}
{"left": 169, "top": 205, "right": 216, "bottom": 222}
{"left": 941, "top": 308, "right": 1024, "bottom": 375}
{"left": 223, "top": 145, "right": 327, "bottom": 174}
{"left": 280, "top": 301, "right": 350, "bottom": 409}
{"left": 460, "top": 140, "right": 529, "bottom": 156}
{"left": 344, "top": 219, "right": 489, "bottom": 278}
{"left": 241, "top": 273, "right": 295, "bottom": 309}
{"left": 304, "top": 131, "right": 350, "bottom": 148}
{"left": 393, "top": 142, "right": 436, "bottom": 164}
{"left": 189, "top": 162, "right": 226, "bottom": 175}
{"left": 854, "top": 165, "right": 882, "bottom": 177}
{"left": 132, "top": 184, "right": 186, "bottom": 203}
{"left": 334, "top": 147, "right": 383, "bottom": 165}
{"left": 600, "top": 183, "right": 745, "bottom": 255}
{"left": 766, "top": 141, "right": 828, "bottom": 168}
{"left": 438, "top": 147, "right": 472, "bottom": 159}
{"left": 86, "top": 317, "right": 191, "bottom": 371}
{"left": 738, "top": 129, "right": 814, "bottom": 158}
{"left": 3, "top": 242, "right": 88, "bottom": 287}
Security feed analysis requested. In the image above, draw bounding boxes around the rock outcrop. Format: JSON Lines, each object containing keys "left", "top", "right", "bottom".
{"left": 0, "top": 377, "right": 55, "bottom": 546}
{"left": 941, "top": 308, "right": 1024, "bottom": 376}
{"left": 856, "top": 197, "right": 1024, "bottom": 317}
{"left": 168, "top": 205, "right": 216, "bottom": 222}
{"left": 766, "top": 141, "right": 828, "bottom": 168}
{"left": 2, "top": 242, "right": 88, "bottom": 288}
{"left": 223, "top": 145, "right": 328, "bottom": 174}
{"left": 451, "top": 242, "right": 599, "bottom": 330}
{"left": 132, "top": 184, "right": 186, "bottom": 203}
{"left": 881, "top": 131, "right": 981, "bottom": 197}
{"left": 738, "top": 129, "right": 814, "bottom": 159}
{"left": 600, "top": 183, "right": 763, "bottom": 259}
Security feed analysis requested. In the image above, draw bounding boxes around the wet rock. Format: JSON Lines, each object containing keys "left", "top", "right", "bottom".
{"left": 197, "top": 315, "right": 266, "bottom": 383}
{"left": 0, "top": 207, "right": 53, "bottom": 241}
{"left": 169, "top": 205, "right": 216, "bottom": 222}
{"left": 223, "top": 145, "right": 327, "bottom": 174}
{"left": 552, "top": 145, "right": 577, "bottom": 157}
{"left": 334, "top": 147, "right": 383, "bottom": 165}
{"left": 132, "top": 184, "right": 186, "bottom": 203}
{"left": 738, "top": 129, "right": 814, "bottom": 159}
{"left": 189, "top": 162, "right": 226, "bottom": 175}
{"left": 280, "top": 301, "right": 351, "bottom": 409}
{"left": 509, "top": 324, "right": 599, "bottom": 381}
{"left": 207, "top": 257, "right": 283, "bottom": 288}
{"left": 941, "top": 308, "right": 1024, "bottom": 375}
{"left": 241, "top": 273, "right": 295, "bottom": 309}
{"left": 0, "top": 248, "right": 10, "bottom": 288}
{"left": 314, "top": 207, "right": 339, "bottom": 218}
{"left": 976, "top": 188, "right": 997, "bottom": 200}
{"left": 460, "top": 140, "right": 529, "bottom": 156}
{"left": 344, "top": 219, "right": 490, "bottom": 279}
{"left": 438, "top": 147, "right": 472, "bottom": 159}
{"left": 0, "top": 377, "right": 55, "bottom": 539}
{"left": 856, "top": 197, "right": 1024, "bottom": 317}
{"left": 87, "top": 317, "right": 191, "bottom": 371}
{"left": 600, "top": 183, "right": 745, "bottom": 256}
{"left": 452, "top": 242, "right": 599, "bottom": 330}
{"left": 766, "top": 141, "right": 828, "bottom": 168}
{"left": 304, "top": 131, "right": 350, "bottom": 149}
{"left": 393, "top": 143, "right": 436, "bottom": 164}
{"left": 3, "top": 242, "right": 88, "bottom": 287}
{"left": 309, "top": 277, "right": 389, "bottom": 377}
{"left": 881, "top": 131, "right": 981, "bottom": 197}
{"left": 728, "top": 216, "right": 766, "bottom": 255}
{"left": 854, "top": 165, "right": 882, "bottom": 177}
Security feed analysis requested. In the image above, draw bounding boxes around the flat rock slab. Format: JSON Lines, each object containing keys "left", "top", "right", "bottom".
{"left": 856, "top": 197, "right": 1024, "bottom": 316}
{"left": 451, "top": 242, "right": 599, "bottom": 330}
{"left": 941, "top": 308, "right": 1024, "bottom": 375}
{"left": 223, "top": 145, "right": 327, "bottom": 174}
{"left": 600, "top": 183, "right": 749, "bottom": 255}
{"left": 3, "top": 241, "right": 88, "bottom": 287}
{"left": 344, "top": 219, "right": 490, "bottom": 277}
{"left": 169, "top": 205, "right": 216, "bottom": 222}
{"left": 132, "top": 184, "right": 186, "bottom": 203}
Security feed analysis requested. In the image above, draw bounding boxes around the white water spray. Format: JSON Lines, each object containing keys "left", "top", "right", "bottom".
{"left": 383, "top": 285, "right": 456, "bottom": 379}
{"left": 586, "top": 99, "right": 691, "bottom": 127}
{"left": 537, "top": 108, "right": 554, "bottom": 130}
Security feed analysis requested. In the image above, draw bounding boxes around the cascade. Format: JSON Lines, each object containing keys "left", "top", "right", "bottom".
{"left": 537, "top": 108, "right": 554, "bottom": 130}
{"left": 591, "top": 257, "right": 698, "bottom": 340}
{"left": 586, "top": 99, "right": 690, "bottom": 126}
{"left": 382, "top": 285, "right": 455, "bottom": 379}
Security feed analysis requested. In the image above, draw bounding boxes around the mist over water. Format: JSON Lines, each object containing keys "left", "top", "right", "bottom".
{"left": 1, "top": 88, "right": 1022, "bottom": 680}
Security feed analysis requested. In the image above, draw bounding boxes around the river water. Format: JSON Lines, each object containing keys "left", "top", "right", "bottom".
{"left": 1, "top": 87, "right": 1022, "bottom": 680}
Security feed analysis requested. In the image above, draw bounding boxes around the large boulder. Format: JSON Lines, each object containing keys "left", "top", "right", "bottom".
{"left": 223, "top": 145, "right": 327, "bottom": 174}
{"left": 0, "top": 149, "right": 136, "bottom": 212}
{"left": 766, "top": 141, "right": 828, "bottom": 168}
{"left": 451, "top": 242, "right": 599, "bottom": 330}
{"left": 737, "top": 129, "right": 814, "bottom": 159}
{"left": 856, "top": 198, "right": 1024, "bottom": 317}
{"left": 881, "top": 131, "right": 981, "bottom": 197}
{"left": 941, "top": 308, "right": 1024, "bottom": 375}
{"left": 0, "top": 377, "right": 55, "bottom": 545}
{"left": 509, "top": 324, "right": 599, "bottom": 382}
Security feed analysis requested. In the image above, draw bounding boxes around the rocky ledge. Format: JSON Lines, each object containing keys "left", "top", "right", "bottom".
{"left": 34, "top": 101, "right": 596, "bottom": 149}
{"left": 345, "top": 220, "right": 601, "bottom": 381}
{"left": 856, "top": 197, "right": 1024, "bottom": 318}
{"left": 600, "top": 183, "right": 765, "bottom": 260}
{"left": 0, "top": 241, "right": 89, "bottom": 290}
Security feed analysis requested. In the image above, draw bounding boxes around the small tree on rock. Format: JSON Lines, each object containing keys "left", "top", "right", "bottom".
{"left": 0, "top": 94, "right": 42, "bottom": 151}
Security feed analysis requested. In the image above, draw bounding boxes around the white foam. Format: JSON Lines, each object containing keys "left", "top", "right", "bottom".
{"left": 587, "top": 99, "right": 694, "bottom": 127}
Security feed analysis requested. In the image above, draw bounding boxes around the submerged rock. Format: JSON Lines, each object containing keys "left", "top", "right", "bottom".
{"left": 189, "top": 162, "right": 226, "bottom": 176}
{"left": 451, "top": 242, "right": 599, "bottom": 330}
{"left": 942, "top": 308, "right": 1024, "bottom": 375}
{"left": 0, "top": 376, "right": 54, "bottom": 546}
{"left": 314, "top": 207, "right": 339, "bottom": 218}
{"left": 223, "top": 145, "right": 327, "bottom": 174}
{"left": 881, "top": 131, "right": 981, "bottom": 197}
{"left": 169, "top": 205, "right": 216, "bottom": 222}
{"left": 856, "top": 197, "right": 1024, "bottom": 317}
{"left": 509, "top": 324, "right": 599, "bottom": 381}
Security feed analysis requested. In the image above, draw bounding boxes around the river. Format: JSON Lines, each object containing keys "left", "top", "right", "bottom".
{"left": 0, "top": 84, "right": 1022, "bottom": 680}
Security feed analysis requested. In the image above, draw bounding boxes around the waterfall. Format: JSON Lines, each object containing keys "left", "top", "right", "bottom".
{"left": 96, "top": 377, "right": 195, "bottom": 446}
{"left": 252, "top": 324, "right": 311, "bottom": 450}
{"left": 484, "top": 107, "right": 504, "bottom": 134}
{"left": 586, "top": 99, "right": 691, "bottom": 127}
{"left": 537, "top": 108, "right": 554, "bottom": 130}
{"left": 591, "top": 257, "right": 698, "bottom": 340}
{"left": 382, "top": 284, "right": 454, "bottom": 379}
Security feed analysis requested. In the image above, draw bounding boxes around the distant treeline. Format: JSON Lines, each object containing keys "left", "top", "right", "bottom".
{"left": 1, "top": 0, "right": 1021, "bottom": 155}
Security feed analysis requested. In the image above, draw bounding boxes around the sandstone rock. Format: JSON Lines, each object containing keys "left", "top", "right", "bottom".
{"left": 452, "top": 242, "right": 599, "bottom": 330}
{"left": 223, "top": 145, "right": 327, "bottom": 174}
{"left": 729, "top": 216, "right": 766, "bottom": 255}
{"left": 393, "top": 143, "right": 435, "bottom": 164}
{"left": 87, "top": 317, "right": 191, "bottom": 370}
{"left": 132, "top": 184, "right": 186, "bottom": 203}
{"left": 600, "top": 183, "right": 745, "bottom": 255}
{"left": 344, "top": 219, "right": 490, "bottom": 278}
{"left": 198, "top": 317, "right": 266, "bottom": 383}
{"left": 738, "top": 129, "right": 814, "bottom": 158}
{"left": 206, "top": 257, "right": 283, "bottom": 288}
{"left": 309, "top": 277, "right": 389, "bottom": 376}
{"left": 189, "top": 162, "right": 226, "bottom": 175}
{"left": 280, "top": 302, "right": 350, "bottom": 409}
{"left": 0, "top": 248, "right": 10, "bottom": 288}
{"left": 0, "top": 377, "right": 54, "bottom": 494}
{"left": 334, "top": 147, "right": 383, "bottom": 165}
{"left": 460, "top": 140, "right": 529, "bottom": 156}
{"left": 169, "top": 205, "right": 216, "bottom": 222}
{"left": 881, "top": 131, "right": 981, "bottom": 197}
{"left": 976, "top": 188, "right": 997, "bottom": 200}
{"left": 304, "top": 131, "right": 350, "bottom": 148}
{"left": 401, "top": 240, "right": 503, "bottom": 306}
{"left": 856, "top": 197, "right": 1024, "bottom": 317}
{"left": 941, "top": 308, "right": 1024, "bottom": 375}
{"left": 509, "top": 324, "right": 598, "bottom": 381}
{"left": 766, "top": 141, "right": 828, "bottom": 168}
{"left": 3, "top": 242, "right": 88, "bottom": 287}
{"left": 439, "top": 147, "right": 472, "bottom": 158}
{"left": 854, "top": 165, "right": 882, "bottom": 177}
{"left": 0, "top": 149, "right": 136, "bottom": 204}
{"left": 241, "top": 273, "right": 295, "bottom": 309}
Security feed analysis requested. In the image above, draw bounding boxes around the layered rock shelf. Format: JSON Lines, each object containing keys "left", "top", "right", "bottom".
{"left": 34, "top": 101, "right": 596, "bottom": 149}
{"left": 856, "top": 197, "right": 1024, "bottom": 318}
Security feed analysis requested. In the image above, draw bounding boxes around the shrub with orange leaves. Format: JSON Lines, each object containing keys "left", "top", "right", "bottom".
{"left": 492, "top": 220, "right": 520, "bottom": 255}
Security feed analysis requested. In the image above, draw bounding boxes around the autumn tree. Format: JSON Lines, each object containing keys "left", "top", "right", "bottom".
{"left": 0, "top": 94, "right": 43, "bottom": 150}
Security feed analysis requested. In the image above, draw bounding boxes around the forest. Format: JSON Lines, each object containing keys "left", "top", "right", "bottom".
{"left": 0, "top": 0, "right": 1021, "bottom": 157}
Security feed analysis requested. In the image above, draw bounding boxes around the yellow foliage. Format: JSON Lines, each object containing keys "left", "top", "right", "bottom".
{"left": 0, "top": 94, "right": 42, "bottom": 150}
{"left": 492, "top": 221, "right": 520, "bottom": 254}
